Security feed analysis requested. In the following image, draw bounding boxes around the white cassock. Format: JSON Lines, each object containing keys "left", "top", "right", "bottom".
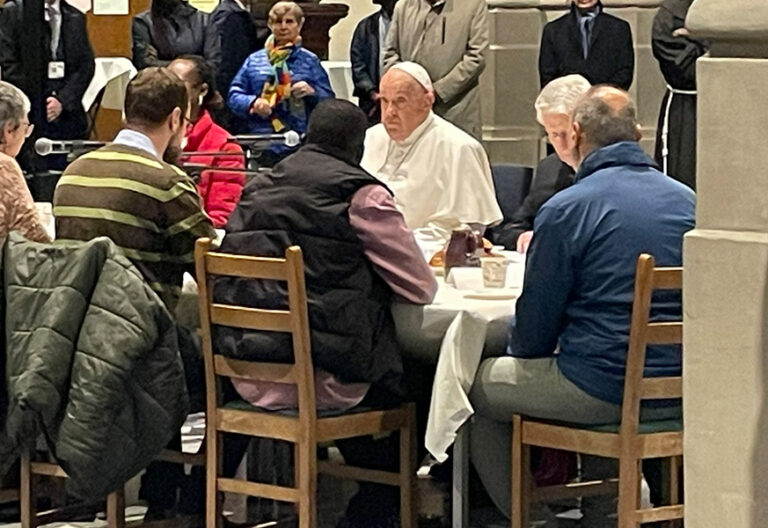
{"left": 361, "top": 112, "right": 503, "bottom": 259}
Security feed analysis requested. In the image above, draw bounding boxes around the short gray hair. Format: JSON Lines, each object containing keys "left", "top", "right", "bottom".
{"left": 0, "top": 81, "right": 30, "bottom": 132}
{"left": 269, "top": 1, "right": 304, "bottom": 24}
{"left": 572, "top": 85, "right": 639, "bottom": 149}
{"left": 534, "top": 74, "right": 591, "bottom": 124}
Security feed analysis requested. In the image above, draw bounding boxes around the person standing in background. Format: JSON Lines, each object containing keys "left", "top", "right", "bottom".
{"left": 350, "top": 0, "right": 398, "bottom": 125}
{"left": 539, "top": 0, "right": 634, "bottom": 90}
{"left": 132, "top": 0, "right": 221, "bottom": 71}
{"left": 382, "top": 0, "right": 489, "bottom": 140}
{"left": 652, "top": 0, "right": 707, "bottom": 190}
{"left": 210, "top": 0, "right": 268, "bottom": 133}
{"left": 0, "top": 0, "right": 95, "bottom": 174}
{"left": 228, "top": 1, "right": 334, "bottom": 167}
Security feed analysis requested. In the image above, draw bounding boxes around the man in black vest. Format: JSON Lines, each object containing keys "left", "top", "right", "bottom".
{"left": 539, "top": 0, "right": 634, "bottom": 90}
{"left": 0, "top": 0, "right": 95, "bottom": 174}
{"left": 216, "top": 98, "right": 436, "bottom": 527}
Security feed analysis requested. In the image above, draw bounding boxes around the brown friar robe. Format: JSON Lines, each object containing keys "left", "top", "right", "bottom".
{"left": 382, "top": 0, "right": 489, "bottom": 140}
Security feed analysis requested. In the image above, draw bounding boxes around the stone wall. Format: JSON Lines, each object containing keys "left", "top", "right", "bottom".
{"left": 482, "top": 0, "right": 666, "bottom": 166}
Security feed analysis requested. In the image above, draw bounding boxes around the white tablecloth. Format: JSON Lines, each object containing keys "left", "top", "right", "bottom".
{"left": 392, "top": 254, "right": 525, "bottom": 462}
{"left": 321, "top": 61, "right": 355, "bottom": 103}
{"left": 82, "top": 57, "right": 137, "bottom": 112}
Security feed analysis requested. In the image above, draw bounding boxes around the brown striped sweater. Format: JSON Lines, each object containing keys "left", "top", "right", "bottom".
{"left": 53, "top": 143, "right": 216, "bottom": 310}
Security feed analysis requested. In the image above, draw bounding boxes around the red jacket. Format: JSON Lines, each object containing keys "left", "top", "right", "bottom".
{"left": 183, "top": 110, "right": 245, "bottom": 227}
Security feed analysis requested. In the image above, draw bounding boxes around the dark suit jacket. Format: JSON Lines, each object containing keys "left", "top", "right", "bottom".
{"left": 211, "top": 0, "right": 268, "bottom": 96}
{"left": 131, "top": 3, "right": 221, "bottom": 71}
{"left": 538, "top": 2, "right": 634, "bottom": 90}
{"left": 493, "top": 154, "right": 575, "bottom": 249}
{"left": 350, "top": 10, "right": 383, "bottom": 124}
{"left": 0, "top": 0, "right": 95, "bottom": 137}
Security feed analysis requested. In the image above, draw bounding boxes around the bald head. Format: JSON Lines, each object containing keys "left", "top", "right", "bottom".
{"left": 379, "top": 67, "right": 435, "bottom": 142}
{"left": 572, "top": 85, "right": 641, "bottom": 164}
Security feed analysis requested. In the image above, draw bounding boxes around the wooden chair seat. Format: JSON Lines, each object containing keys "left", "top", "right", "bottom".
{"left": 511, "top": 255, "right": 685, "bottom": 528}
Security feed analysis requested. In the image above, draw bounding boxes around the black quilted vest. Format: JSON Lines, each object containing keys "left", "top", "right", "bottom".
{"left": 214, "top": 144, "right": 403, "bottom": 395}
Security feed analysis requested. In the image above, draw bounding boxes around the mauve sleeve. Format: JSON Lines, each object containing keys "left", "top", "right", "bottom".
{"left": 349, "top": 184, "right": 437, "bottom": 305}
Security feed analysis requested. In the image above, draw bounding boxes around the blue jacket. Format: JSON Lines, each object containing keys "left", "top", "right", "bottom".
{"left": 227, "top": 45, "right": 334, "bottom": 154}
{"left": 508, "top": 141, "right": 695, "bottom": 405}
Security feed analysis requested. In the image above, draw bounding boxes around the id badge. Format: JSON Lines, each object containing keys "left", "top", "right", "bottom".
{"left": 48, "top": 61, "right": 65, "bottom": 80}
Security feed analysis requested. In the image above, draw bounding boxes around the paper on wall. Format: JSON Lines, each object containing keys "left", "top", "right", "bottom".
{"left": 93, "top": 0, "right": 128, "bottom": 15}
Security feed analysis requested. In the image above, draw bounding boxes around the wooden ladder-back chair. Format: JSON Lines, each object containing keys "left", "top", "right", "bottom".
{"left": 194, "top": 238, "right": 417, "bottom": 528}
{"left": 20, "top": 437, "right": 204, "bottom": 528}
{"left": 511, "top": 254, "right": 684, "bottom": 528}
{"left": 19, "top": 450, "right": 126, "bottom": 528}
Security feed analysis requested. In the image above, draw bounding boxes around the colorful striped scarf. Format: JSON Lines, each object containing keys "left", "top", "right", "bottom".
{"left": 261, "top": 35, "right": 299, "bottom": 132}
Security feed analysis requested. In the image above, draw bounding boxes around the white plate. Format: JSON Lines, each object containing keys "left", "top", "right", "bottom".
{"left": 463, "top": 290, "right": 519, "bottom": 300}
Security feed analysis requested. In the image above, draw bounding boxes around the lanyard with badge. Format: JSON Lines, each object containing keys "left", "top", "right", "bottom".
{"left": 46, "top": 4, "right": 65, "bottom": 80}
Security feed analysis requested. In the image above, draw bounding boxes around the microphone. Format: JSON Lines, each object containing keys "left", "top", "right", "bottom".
{"left": 229, "top": 130, "right": 302, "bottom": 148}
{"left": 35, "top": 137, "right": 107, "bottom": 156}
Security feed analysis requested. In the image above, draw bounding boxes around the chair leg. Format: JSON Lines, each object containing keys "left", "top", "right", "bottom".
{"left": 400, "top": 404, "right": 417, "bottom": 528}
{"left": 106, "top": 489, "right": 125, "bottom": 528}
{"left": 20, "top": 449, "right": 35, "bottom": 528}
{"left": 206, "top": 430, "right": 222, "bottom": 528}
{"left": 618, "top": 456, "right": 641, "bottom": 528}
{"left": 669, "top": 456, "right": 681, "bottom": 506}
{"left": 295, "top": 440, "right": 317, "bottom": 528}
{"left": 511, "top": 416, "right": 530, "bottom": 528}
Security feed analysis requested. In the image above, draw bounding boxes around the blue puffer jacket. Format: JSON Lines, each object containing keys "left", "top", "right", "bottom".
{"left": 228, "top": 44, "right": 334, "bottom": 155}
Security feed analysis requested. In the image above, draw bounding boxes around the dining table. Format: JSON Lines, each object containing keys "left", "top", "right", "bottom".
{"left": 392, "top": 254, "right": 525, "bottom": 527}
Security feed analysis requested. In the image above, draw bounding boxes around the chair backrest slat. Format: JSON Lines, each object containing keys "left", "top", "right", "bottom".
{"left": 206, "top": 253, "right": 288, "bottom": 281}
{"left": 645, "top": 322, "right": 683, "bottom": 345}
{"left": 640, "top": 377, "right": 683, "bottom": 400}
{"left": 210, "top": 304, "right": 292, "bottom": 332}
{"left": 214, "top": 355, "right": 297, "bottom": 384}
{"left": 652, "top": 267, "right": 683, "bottom": 290}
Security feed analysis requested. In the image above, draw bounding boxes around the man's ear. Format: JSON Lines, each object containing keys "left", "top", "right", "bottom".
{"left": 634, "top": 124, "right": 643, "bottom": 142}
{"left": 572, "top": 121, "right": 583, "bottom": 142}
{"left": 200, "top": 83, "right": 209, "bottom": 99}
{"left": 425, "top": 90, "right": 436, "bottom": 109}
{"left": 170, "top": 106, "right": 182, "bottom": 132}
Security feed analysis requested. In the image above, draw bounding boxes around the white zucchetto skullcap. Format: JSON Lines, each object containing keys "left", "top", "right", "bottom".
{"left": 389, "top": 62, "right": 434, "bottom": 92}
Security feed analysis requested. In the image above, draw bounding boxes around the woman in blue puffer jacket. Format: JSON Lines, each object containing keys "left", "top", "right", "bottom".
{"left": 228, "top": 1, "right": 334, "bottom": 166}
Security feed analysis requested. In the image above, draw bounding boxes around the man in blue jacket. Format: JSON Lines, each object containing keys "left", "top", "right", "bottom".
{"left": 468, "top": 85, "right": 695, "bottom": 522}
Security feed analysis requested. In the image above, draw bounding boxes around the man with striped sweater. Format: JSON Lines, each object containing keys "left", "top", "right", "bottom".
{"left": 54, "top": 67, "right": 215, "bottom": 312}
{"left": 53, "top": 67, "right": 215, "bottom": 520}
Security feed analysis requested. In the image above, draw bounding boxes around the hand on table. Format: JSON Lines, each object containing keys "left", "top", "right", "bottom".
{"left": 672, "top": 27, "right": 690, "bottom": 37}
{"left": 516, "top": 230, "right": 533, "bottom": 254}
{"left": 292, "top": 81, "right": 315, "bottom": 99}
{"left": 250, "top": 97, "right": 272, "bottom": 119}
{"left": 46, "top": 97, "right": 62, "bottom": 122}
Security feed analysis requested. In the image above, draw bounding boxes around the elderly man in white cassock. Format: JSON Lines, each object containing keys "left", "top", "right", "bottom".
{"left": 361, "top": 61, "right": 502, "bottom": 258}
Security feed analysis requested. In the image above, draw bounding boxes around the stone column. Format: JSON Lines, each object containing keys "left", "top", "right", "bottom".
{"left": 683, "top": 1, "right": 768, "bottom": 526}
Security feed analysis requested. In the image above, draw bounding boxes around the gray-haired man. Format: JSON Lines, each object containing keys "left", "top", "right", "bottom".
{"left": 494, "top": 74, "right": 591, "bottom": 252}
